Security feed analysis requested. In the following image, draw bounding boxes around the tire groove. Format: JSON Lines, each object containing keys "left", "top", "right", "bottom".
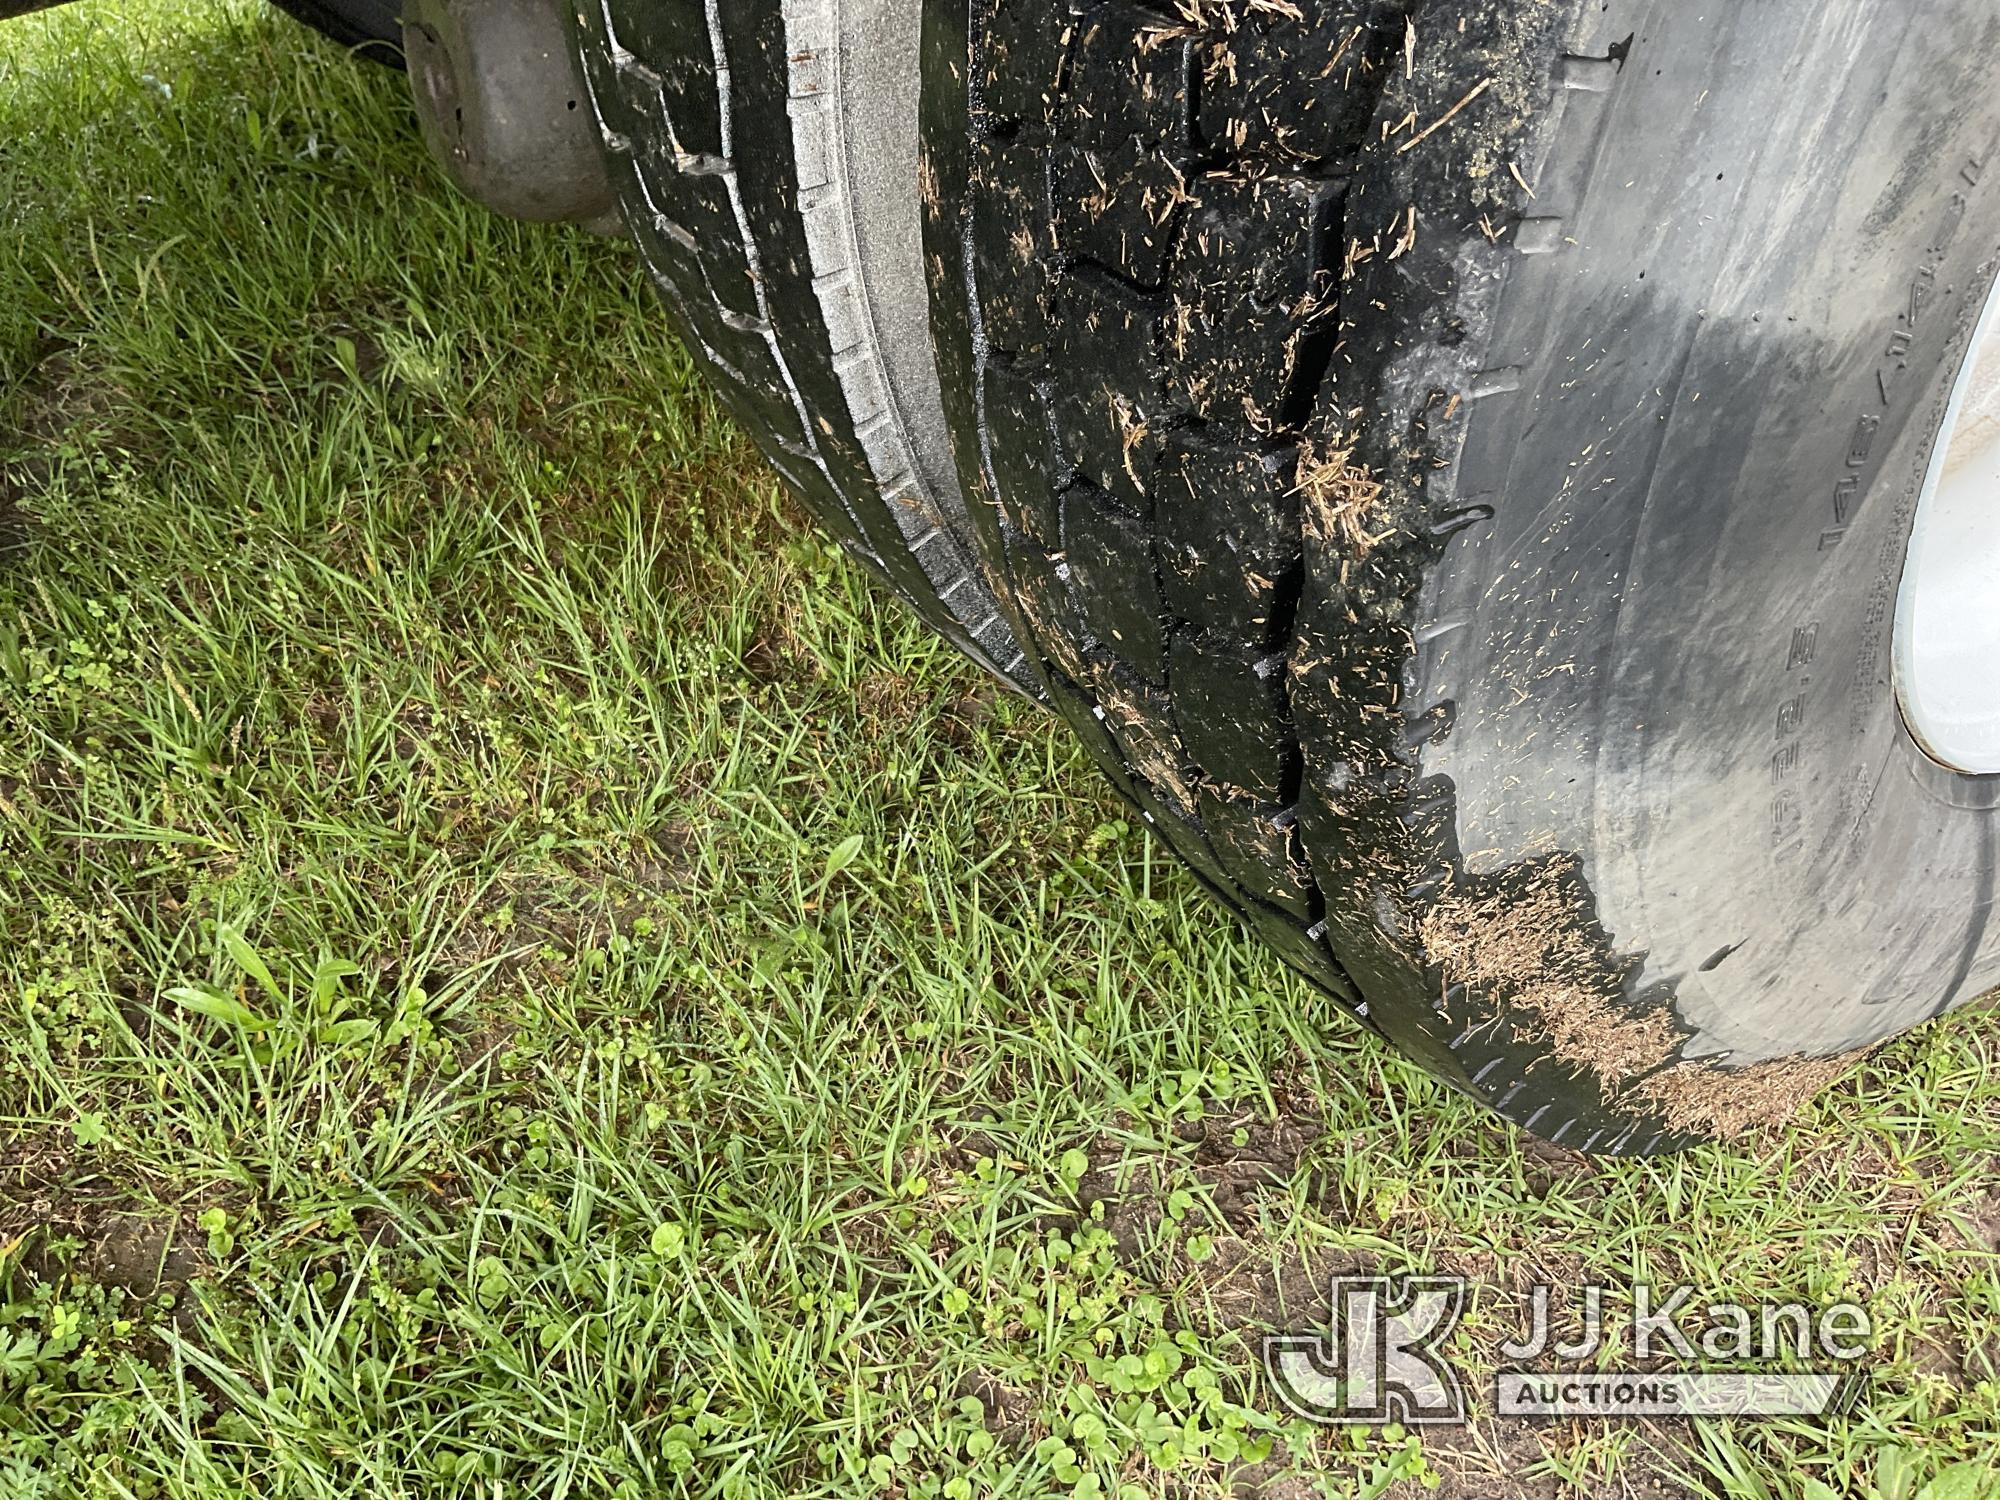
{"left": 575, "top": 0, "right": 1032, "bottom": 685}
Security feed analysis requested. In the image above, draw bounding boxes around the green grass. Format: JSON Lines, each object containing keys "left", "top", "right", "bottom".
{"left": 0, "top": 3, "right": 1997, "bottom": 1496}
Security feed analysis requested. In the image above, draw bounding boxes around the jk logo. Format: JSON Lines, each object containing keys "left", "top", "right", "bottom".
{"left": 1265, "top": 1275, "right": 1467, "bottom": 1425}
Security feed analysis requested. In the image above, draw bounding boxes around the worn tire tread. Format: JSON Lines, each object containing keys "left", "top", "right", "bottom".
{"left": 574, "top": 0, "right": 1030, "bottom": 682}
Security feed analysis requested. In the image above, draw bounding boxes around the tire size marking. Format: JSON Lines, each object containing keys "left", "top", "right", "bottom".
{"left": 1772, "top": 146, "right": 1993, "bottom": 857}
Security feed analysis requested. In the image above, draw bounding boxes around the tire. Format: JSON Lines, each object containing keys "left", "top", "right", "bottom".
{"left": 268, "top": 0, "right": 404, "bottom": 62}
{"left": 568, "top": 0, "right": 1029, "bottom": 687}
{"left": 921, "top": 0, "right": 2000, "bottom": 1151}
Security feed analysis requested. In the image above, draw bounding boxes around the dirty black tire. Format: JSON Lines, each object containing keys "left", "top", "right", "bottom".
{"left": 268, "top": 0, "right": 404, "bottom": 63}
{"left": 922, "top": 0, "right": 2000, "bottom": 1151}
{"left": 568, "top": 0, "right": 1029, "bottom": 686}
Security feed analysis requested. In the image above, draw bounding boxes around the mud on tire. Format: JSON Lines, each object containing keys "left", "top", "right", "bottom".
{"left": 921, "top": 0, "right": 2000, "bottom": 1150}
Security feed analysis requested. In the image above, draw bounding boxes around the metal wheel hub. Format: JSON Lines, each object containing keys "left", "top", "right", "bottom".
{"left": 1895, "top": 266, "right": 2000, "bottom": 776}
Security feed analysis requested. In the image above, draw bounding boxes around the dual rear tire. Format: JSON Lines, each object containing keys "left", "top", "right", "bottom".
{"left": 572, "top": 0, "right": 1028, "bottom": 686}
{"left": 578, "top": 1, "right": 2000, "bottom": 1151}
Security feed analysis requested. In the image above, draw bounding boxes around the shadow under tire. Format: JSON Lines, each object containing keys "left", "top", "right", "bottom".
{"left": 920, "top": 0, "right": 2000, "bottom": 1151}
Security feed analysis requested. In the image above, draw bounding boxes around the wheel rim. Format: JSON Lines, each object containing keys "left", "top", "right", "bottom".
{"left": 1894, "top": 264, "right": 2000, "bottom": 776}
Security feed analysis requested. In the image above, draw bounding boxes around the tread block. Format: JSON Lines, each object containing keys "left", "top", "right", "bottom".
{"left": 1052, "top": 141, "right": 1187, "bottom": 288}
{"left": 1180, "top": 173, "right": 1335, "bottom": 312}
{"left": 1255, "top": 916, "right": 1359, "bottom": 1010}
{"left": 589, "top": 40, "right": 668, "bottom": 145}
{"left": 983, "top": 363, "right": 1066, "bottom": 549}
{"left": 1199, "top": 790, "right": 1316, "bottom": 920}
{"left": 604, "top": 0, "right": 724, "bottom": 159}
{"left": 1132, "top": 780, "right": 1236, "bottom": 892}
{"left": 1045, "top": 271, "right": 1162, "bottom": 510}
{"left": 1062, "top": 484, "right": 1166, "bottom": 684}
{"left": 1195, "top": 1, "right": 1386, "bottom": 163}
{"left": 1167, "top": 173, "right": 1340, "bottom": 423}
{"left": 1090, "top": 663, "right": 1201, "bottom": 819}
{"left": 1010, "top": 539, "right": 1098, "bottom": 685}
{"left": 1158, "top": 433, "right": 1301, "bottom": 645}
{"left": 968, "top": 610, "right": 1019, "bottom": 663}
{"left": 1168, "top": 630, "right": 1294, "bottom": 802}
{"left": 622, "top": 209, "right": 801, "bottom": 448}
{"left": 1066, "top": 3, "right": 1194, "bottom": 151}
{"left": 687, "top": 312, "right": 799, "bottom": 440}
{"left": 626, "top": 194, "right": 710, "bottom": 303}
{"left": 968, "top": 139, "right": 1053, "bottom": 356}
{"left": 976, "top": 0, "right": 1069, "bottom": 139}
{"left": 647, "top": 165, "right": 761, "bottom": 320}
{"left": 1050, "top": 671, "right": 1142, "bottom": 805}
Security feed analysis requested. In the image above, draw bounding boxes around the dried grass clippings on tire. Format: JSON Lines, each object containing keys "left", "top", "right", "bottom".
{"left": 1293, "top": 437, "right": 1395, "bottom": 557}
{"left": 1096, "top": 674, "right": 1201, "bottom": 815}
{"left": 1635, "top": 1049, "right": 1872, "bottom": 1140}
{"left": 1417, "top": 856, "right": 1681, "bottom": 1090}
{"left": 1171, "top": 0, "right": 1307, "bottom": 35}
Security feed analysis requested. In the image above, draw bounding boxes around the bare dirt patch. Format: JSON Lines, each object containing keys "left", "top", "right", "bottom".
{"left": 0, "top": 1128, "right": 209, "bottom": 1296}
